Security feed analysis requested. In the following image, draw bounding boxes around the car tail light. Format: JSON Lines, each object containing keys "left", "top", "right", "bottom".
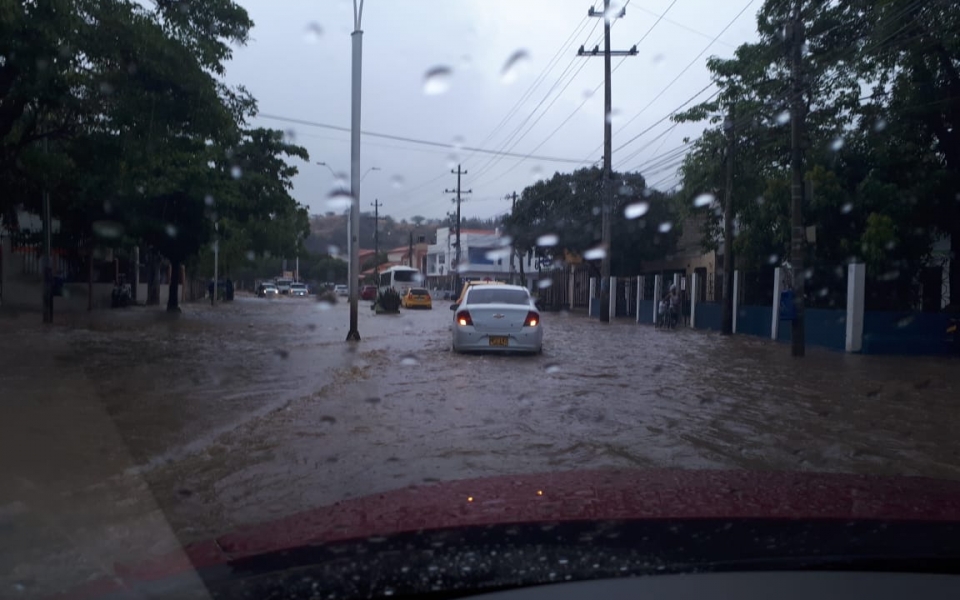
{"left": 456, "top": 310, "right": 473, "bottom": 326}
{"left": 524, "top": 311, "right": 539, "bottom": 327}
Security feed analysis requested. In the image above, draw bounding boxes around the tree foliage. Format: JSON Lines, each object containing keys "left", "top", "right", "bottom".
{"left": 503, "top": 168, "right": 680, "bottom": 276}
{"left": 1, "top": 0, "right": 310, "bottom": 311}
{"left": 673, "top": 0, "right": 960, "bottom": 308}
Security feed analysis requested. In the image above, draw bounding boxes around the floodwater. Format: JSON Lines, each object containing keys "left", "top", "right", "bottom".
{"left": 1, "top": 294, "right": 958, "bottom": 596}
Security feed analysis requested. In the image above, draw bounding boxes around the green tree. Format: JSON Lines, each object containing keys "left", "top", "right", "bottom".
{"left": 504, "top": 167, "right": 679, "bottom": 277}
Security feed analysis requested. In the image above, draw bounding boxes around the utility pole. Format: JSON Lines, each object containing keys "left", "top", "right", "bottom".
{"left": 506, "top": 191, "right": 518, "bottom": 285}
{"left": 42, "top": 138, "right": 53, "bottom": 324}
{"left": 788, "top": 0, "right": 806, "bottom": 357}
{"left": 578, "top": 0, "right": 637, "bottom": 322}
{"left": 721, "top": 104, "right": 736, "bottom": 335}
{"left": 408, "top": 231, "right": 414, "bottom": 268}
{"left": 444, "top": 164, "right": 471, "bottom": 294}
{"left": 370, "top": 198, "right": 381, "bottom": 275}
{"left": 346, "top": 0, "right": 366, "bottom": 342}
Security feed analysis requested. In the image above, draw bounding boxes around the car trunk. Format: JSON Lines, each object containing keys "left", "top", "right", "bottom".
{"left": 466, "top": 304, "right": 530, "bottom": 332}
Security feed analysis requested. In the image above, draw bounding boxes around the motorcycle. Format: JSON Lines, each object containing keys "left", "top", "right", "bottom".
{"left": 111, "top": 281, "right": 132, "bottom": 308}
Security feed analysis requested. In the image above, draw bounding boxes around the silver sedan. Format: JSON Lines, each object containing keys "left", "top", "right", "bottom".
{"left": 451, "top": 284, "right": 542, "bottom": 354}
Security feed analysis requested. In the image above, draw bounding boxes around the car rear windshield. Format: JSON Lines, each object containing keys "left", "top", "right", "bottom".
{"left": 411, "top": 288, "right": 428, "bottom": 295}
{"left": 465, "top": 289, "right": 530, "bottom": 305}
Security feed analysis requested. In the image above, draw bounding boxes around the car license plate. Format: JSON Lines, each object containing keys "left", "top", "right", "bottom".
{"left": 489, "top": 336, "right": 508, "bottom": 347}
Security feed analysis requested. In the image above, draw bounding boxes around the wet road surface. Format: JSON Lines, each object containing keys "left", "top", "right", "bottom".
{"left": 1, "top": 294, "right": 958, "bottom": 596}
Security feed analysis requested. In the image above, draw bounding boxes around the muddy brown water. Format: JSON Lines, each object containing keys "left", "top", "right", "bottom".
{"left": 1, "top": 295, "right": 957, "bottom": 596}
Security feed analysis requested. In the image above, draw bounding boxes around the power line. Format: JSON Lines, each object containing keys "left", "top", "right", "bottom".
{"left": 470, "top": 19, "right": 606, "bottom": 181}
{"left": 632, "top": 0, "right": 680, "bottom": 47}
{"left": 255, "top": 113, "right": 593, "bottom": 165}
{"left": 471, "top": 1, "right": 683, "bottom": 188}
{"left": 601, "top": 0, "right": 757, "bottom": 156}
{"left": 612, "top": 83, "right": 719, "bottom": 165}
{"left": 615, "top": 121, "right": 681, "bottom": 170}
{"left": 633, "top": 5, "right": 738, "bottom": 48}
{"left": 463, "top": 14, "right": 594, "bottom": 164}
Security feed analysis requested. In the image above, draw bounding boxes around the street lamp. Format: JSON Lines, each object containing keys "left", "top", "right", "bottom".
{"left": 361, "top": 166, "right": 380, "bottom": 182}
{"left": 317, "top": 162, "right": 379, "bottom": 189}
{"left": 346, "top": 0, "right": 366, "bottom": 342}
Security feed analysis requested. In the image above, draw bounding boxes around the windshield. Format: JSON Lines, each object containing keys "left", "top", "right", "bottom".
{"left": 6, "top": 0, "right": 960, "bottom": 598}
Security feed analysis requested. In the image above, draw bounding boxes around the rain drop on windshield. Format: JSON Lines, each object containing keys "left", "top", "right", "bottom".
{"left": 500, "top": 49, "right": 530, "bottom": 84}
{"left": 423, "top": 66, "right": 453, "bottom": 95}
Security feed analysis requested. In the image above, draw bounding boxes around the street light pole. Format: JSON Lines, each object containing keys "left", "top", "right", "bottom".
{"left": 346, "top": 0, "right": 365, "bottom": 341}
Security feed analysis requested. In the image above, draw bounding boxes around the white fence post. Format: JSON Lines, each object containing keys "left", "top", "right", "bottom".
{"left": 653, "top": 275, "right": 662, "bottom": 322}
{"left": 771, "top": 266, "right": 782, "bottom": 340}
{"left": 636, "top": 276, "right": 642, "bottom": 322}
{"left": 608, "top": 276, "right": 617, "bottom": 319}
{"left": 846, "top": 262, "right": 866, "bottom": 352}
{"left": 732, "top": 269, "right": 740, "bottom": 333}
{"left": 589, "top": 277, "right": 596, "bottom": 317}
{"left": 690, "top": 273, "right": 698, "bottom": 329}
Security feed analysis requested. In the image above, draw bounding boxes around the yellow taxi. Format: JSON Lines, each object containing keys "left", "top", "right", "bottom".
{"left": 402, "top": 287, "right": 433, "bottom": 309}
{"left": 453, "top": 279, "right": 506, "bottom": 306}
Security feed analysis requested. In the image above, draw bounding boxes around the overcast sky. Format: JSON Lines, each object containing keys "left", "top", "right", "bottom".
{"left": 225, "top": 0, "right": 760, "bottom": 222}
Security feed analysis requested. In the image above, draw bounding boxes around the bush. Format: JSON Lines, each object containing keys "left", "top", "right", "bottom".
{"left": 375, "top": 288, "right": 401, "bottom": 313}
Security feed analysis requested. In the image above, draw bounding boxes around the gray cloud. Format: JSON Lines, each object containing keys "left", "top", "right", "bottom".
{"left": 226, "top": 0, "right": 759, "bottom": 221}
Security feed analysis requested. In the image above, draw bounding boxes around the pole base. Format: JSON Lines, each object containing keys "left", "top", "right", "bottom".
{"left": 346, "top": 330, "right": 361, "bottom": 342}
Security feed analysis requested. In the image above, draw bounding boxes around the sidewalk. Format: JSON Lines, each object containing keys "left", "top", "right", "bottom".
{"left": 0, "top": 315, "right": 199, "bottom": 598}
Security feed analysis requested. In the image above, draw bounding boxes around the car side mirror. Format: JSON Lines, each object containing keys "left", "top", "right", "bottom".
{"left": 450, "top": 304, "right": 458, "bottom": 311}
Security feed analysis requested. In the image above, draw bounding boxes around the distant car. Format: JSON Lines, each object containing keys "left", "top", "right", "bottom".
{"left": 402, "top": 287, "right": 432, "bottom": 309}
{"left": 360, "top": 285, "right": 378, "bottom": 301}
{"left": 275, "top": 279, "right": 293, "bottom": 294}
{"left": 258, "top": 282, "right": 279, "bottom": 297}
{"left": 334, "top": 284, "right": 349, "bottom": 297}
{"left": 289, "top": 283, "right": 308, "bottom": 297}
{"left": 451, "top": 284, "right": 542, "bottom": 354}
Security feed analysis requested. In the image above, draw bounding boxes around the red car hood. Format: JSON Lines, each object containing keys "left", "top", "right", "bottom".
{"left": 53, "top": 469, "right": 960, "bottom": 598}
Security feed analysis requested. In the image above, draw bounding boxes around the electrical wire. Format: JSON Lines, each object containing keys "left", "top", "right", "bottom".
{"left": 255, "top": 113, "right": 593, "bottom": 165}
{"left": 462, "top": 14, "right": 594, "bottom": 164}
{"left": 469, "top": 18, "right": 606, "bottom": 181}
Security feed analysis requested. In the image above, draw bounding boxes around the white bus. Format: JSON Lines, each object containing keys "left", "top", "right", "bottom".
{"left": 378, "top": 266, "right": 421, "bottom": 296}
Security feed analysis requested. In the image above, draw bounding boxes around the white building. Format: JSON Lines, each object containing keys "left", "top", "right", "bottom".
{"left": 425, "top": 227, "right": 544, "bottom": 290}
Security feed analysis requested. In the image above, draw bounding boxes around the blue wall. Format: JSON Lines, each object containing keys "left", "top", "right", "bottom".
{"left": 776, "top": 308, "right": 846, "bottom": 351}
{"left": 737, "top": 305, "right": 772, "bottom": 338}
{"left": 862, "top": 311, "right": 954, "bottom": 355}
{"left": 695, "top": 302, "right": 722, "bottom": 331}
{"left": 589, "top": 298, "right": 600, "bottom": 318}
{"left": 638, "top": 299, "right": 655, "bottom": 324}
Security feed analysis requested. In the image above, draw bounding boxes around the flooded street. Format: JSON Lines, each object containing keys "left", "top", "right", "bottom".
{"left": 2, "top": 295, "right": 959, "bottom": 596}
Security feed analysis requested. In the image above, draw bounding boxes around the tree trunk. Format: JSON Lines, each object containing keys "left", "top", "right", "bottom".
{"left": 517, "top": 249, "right": 527, "bottom": 288}
{"left": 146, "top": 252, "right": 159, "bottom": 305}
{"left": 950, "top": 233, "right": 959, "bottom": 310}
{"left": 166, "top": 258, "right": 181, "bottom": 312}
